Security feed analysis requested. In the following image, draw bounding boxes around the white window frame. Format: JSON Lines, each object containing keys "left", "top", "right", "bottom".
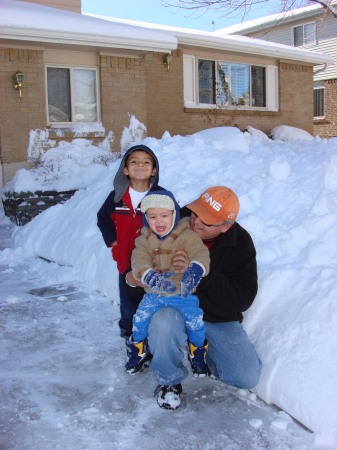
{"left": 292, "top": 21, "right": 316, "bottom": 47}
{"left": 183, "top": 55, "right": 279, "bottom": 112}
{"left": 314, "top": 82, "right": 325, "bottom": 118}
{"left": 45, "top": 65, "right": 100, "bottom": 126}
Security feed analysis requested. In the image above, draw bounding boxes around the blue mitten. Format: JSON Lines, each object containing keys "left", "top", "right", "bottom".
{"left": 180, "top": 262, "right": 205, "bottom": 298}
{"left": 142, "top": 269, "right": 177, "bottom": 295}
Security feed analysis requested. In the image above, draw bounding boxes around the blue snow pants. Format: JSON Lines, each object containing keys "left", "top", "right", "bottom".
{"left": 132, "top": 293, "right": 206, "bottom": 348}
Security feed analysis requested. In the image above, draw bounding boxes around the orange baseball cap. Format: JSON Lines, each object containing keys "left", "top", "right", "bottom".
{"left": 186, "top": 186, "right": 240, "bottom": 225}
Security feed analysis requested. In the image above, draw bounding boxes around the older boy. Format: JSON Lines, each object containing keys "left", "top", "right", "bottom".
{"left": 97, "top": 145, "right": 165, "bottom": 346}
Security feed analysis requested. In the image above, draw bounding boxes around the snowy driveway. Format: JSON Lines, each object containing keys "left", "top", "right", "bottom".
{"left": 0, "top": 216, "right": 316, "bottom": 450}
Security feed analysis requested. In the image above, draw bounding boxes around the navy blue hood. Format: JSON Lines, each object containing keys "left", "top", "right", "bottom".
{"left": 140, "top": 190, "right": 180, "bottom": 238}
{"left": 113, "top": 144, "right": 160, "bottom": 203}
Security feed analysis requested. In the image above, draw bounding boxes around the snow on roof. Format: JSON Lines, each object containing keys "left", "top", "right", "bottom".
{"left": 85, "top": 13, "right": 334, "bottom": 65}
{"left": 0, "top": 0, "right": 177, "bottom": 52}
{"left": 0, "top": 0, "right": 333, "bottom": 65}
{"left": 215, "top": 2, "right": 324, "bottom": 35}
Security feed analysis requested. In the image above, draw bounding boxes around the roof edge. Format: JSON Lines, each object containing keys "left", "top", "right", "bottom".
{"left": 0, "top": 27, "right": 177, "bottom": 53}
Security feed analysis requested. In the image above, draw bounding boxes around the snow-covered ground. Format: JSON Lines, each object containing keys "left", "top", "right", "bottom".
{"left": 0, "top": 212, "right": 320, "bottom": 450}
{"left": 1, "top": 124, "right": 337, "bottom": 449}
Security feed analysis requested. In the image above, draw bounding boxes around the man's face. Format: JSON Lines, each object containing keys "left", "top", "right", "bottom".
{"left": 146, "top": 208, "right": 174, "bottom": 236}
{"left": 189, "top": 212, "right": 232, "bottom": 240}
{"left": 123, "top": 151, "right": 156, "bottom": 181}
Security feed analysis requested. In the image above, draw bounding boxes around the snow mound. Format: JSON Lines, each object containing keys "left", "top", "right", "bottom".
{"left": 270, "top": 125, "right": 314, "bottom": 141}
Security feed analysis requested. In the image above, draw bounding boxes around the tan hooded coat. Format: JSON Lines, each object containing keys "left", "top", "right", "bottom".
{"left": 131, "top": 217, "right": 210, "bottom": 296}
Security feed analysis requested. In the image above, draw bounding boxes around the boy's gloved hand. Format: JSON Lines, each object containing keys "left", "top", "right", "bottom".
{"left": 180, "top": 262, "right": 205, "bottom": 298}
{"left": 142, "top": 269, "right": 177, "bottom": 295}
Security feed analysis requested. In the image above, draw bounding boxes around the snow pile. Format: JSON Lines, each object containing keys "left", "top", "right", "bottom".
{"left": 270, "top": 124, "right": 314, "bottom": 141}
{"left": 3, "top": 132, "right": 116, "bottom": 194}
{"left": 4, "top": 125, "right": 337, "bottom": 445}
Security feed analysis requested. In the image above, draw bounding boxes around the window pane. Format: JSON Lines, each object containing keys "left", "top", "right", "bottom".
{"left": 216, "top": 63, "right": 250, "bottom": 106}
{"left": 199, "top": 60, "right": 215, "bottom": 104}
{"left": 314, "top": 88, "right": 324, "bottom": 117}
{"left": 229, "top": 63, "right": 250, "bottom": 106}
{"left": 216, "top": 62, "right": 230, "bottom": 104}
{"left": 198, "top": 60, "right": 267, "bottom": 108}
{"left": 293, "top": 26, "right": 303, "bottom": 47}
{"left": 47, "top": 68, "right": 71, "bottom": 122}
{"left": 73, "top": 69, "right": 98, "bottom": 122}
{"left": 251, "top": 66, "right": 266, "bottom": 107}
{"left": 304, "top": 23, "right": 316, "bottom": 45}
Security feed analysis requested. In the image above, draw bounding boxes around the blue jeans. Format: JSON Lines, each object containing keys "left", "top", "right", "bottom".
{"left": 147, "top": 307, "right": 262, "bottom": 388}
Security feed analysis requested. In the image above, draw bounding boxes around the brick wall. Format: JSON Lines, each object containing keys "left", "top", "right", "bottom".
{"left": 278, "top": 62, "right": 314, "bottom": 134}
{"left": 0, "top": 48, "right": 46, "bottom": 165}
{"left": 99, "top": 55, "right": 147, "bottom": 150}
{"left": 0, "top": 46, "right": 318, "bottom": 187}
{"left": 145, "top": 53, "right": 315, "bottom": 138}
{"left": 313, "top": 79, "right": 337, "bottom": 138}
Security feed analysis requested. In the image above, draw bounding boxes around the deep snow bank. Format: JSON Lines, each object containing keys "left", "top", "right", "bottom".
{"left": 11, "top": 128, "right": 337, "bottom": 443}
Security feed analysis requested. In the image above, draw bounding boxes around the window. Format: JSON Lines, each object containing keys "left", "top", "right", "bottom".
{"left": 293, "top": 22, "right": 316, "bottom": 47}
{"left": 314, "top": 87, "right": 324, "bottom": 117}
{"left": 198, "top": 59, "right": 266, "bottom": 107}
{"left": 46, "top": 67, "right": 99, "bottom": 124}
{"left": 183, "top": 55, "right": 278, "bottom": 111}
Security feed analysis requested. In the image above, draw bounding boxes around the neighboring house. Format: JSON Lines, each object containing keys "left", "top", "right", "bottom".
{"left": 0, "top": 0, "right": 334, "bottom": 187}
{"left": 216, "top": 2, "right": 337, "bottom": 138}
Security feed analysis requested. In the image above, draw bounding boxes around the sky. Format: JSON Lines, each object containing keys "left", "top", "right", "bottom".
{"left": 81, "top": 0, "right": 285, "bottom": 31}
{"left": 1, "top": 119, "right": 337, "bottom": 449}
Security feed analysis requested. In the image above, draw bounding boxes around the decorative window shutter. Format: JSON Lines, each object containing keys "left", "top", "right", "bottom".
{"left": 183, "top": 55, "right": 196, "bottom": 105}
{"left": 266, "top": 65, "right": 279, "bottom": 111}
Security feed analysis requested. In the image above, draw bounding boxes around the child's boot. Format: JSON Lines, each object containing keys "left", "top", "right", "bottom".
{"left": 125, "top": 337, "right": 149, "bottom": 374}
{"left": 188, "top": 340, "right": 209, "bottom": 377}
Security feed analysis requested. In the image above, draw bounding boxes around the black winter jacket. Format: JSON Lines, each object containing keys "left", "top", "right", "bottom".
{"left": 196, "top": 222, "right": 258, "bottom": 323}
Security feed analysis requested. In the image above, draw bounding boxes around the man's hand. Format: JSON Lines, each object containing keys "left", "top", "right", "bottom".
{"left": 125, "top": 271, "right": 145, "bottom": 288}
{"left": 172, "top": 250, "right": 189, "bottom": 274}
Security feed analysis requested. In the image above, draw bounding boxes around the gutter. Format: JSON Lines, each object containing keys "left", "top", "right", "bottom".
{"left": 0, "top": 27, "right": 177, "bottom": 53}
{"left": 314, "top": 62, "right": 328, "bottom": 75}
{"left": 175, "top": 32, "right": 334, "bottom": 65}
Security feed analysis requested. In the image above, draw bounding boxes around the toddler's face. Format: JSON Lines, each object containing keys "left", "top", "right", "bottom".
{"left": 146, "top": 208, "right": 174, "bottom": 236}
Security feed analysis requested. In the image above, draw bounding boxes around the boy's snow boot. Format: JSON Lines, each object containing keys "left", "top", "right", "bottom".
{"left": 154, "top": 384, "right": 182, "bottom": 410}
{"left": 188, "top": 340, "right": 209, "bottom": 377}
{"left": 125, "top": 337, "right": 150, "bottom": 374}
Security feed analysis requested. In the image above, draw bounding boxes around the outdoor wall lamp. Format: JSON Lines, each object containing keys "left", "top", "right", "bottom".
{"left": 13, "top": 70, "right": 25, "bottom": 99}
{"left": 163, "top": 53, "right": 173, "bottom": 71}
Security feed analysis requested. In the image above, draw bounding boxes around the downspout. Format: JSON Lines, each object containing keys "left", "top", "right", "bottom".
{"left": 314, "top": 63, "right": 328, "bottom": 75}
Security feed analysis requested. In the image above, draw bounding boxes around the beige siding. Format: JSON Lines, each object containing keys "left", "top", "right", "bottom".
{"left": 250, "top": 27, "right": 292, "bottom": 46}
{"left": 308, "top": 43, "right": 337, "bottom": 82}
{"left": 232, "top": 9, "right": 337, "bottom": 138}
{"left": 246, "top": 14, "right": 337, "bottom": 82}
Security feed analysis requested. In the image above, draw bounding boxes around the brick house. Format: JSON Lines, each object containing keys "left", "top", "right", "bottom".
{"left": 216, "top": 2, "right": 337, "bottom": 138}
{"left": 0, "top": 0, "right": 333, "bottom": 187}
